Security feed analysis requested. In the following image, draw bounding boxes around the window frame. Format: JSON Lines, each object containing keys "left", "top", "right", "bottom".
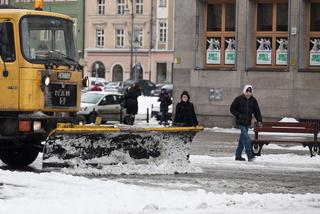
{"left": 134, "top": 28, "right": 143, "bottom": 47}
{"left": 204, "top": 0, "right": 236, "bottom": 68}
{"left": 307, "top": 0, "right": 320, "bottom": 67}
{"left": 96, "top": 28, "right": 105, "bottom": 48}
{"left": 159, "top": 0, "right": 167, "bottom": 7}
{"left": 0, "top": 22, "right": 16, "bottom": 62}
{"left": 97, "top": 0, "right": 105, "bottom": 15}
{"left": 159, "top": 21, "right": 167, "bottom": 43}
{"left": 115, "top": 28, "right": 124, "bottom": 48}
{"left": 117, "top": 0, "right": 125, "bottom": 15}
{"left": 253, "top": 0, "right": 288, "bottom": 68}
{"left": 136, "top": 0, "right": 143, "bottom": 15}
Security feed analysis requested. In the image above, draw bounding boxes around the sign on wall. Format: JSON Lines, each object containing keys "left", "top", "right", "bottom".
{"left": 310, "top": 38, "right": 320, "bottom": 66}
{"left": 256, "top": 37, "right": 272, "bottom": 65}
{"left": 224, "top": 37, "right": 235, "bottom": 65}
{"left": 276, "top": 37, "right": 288, "bottom": 65}
{"left": 206, "top": 37, "right": 221, "bottom": 64}
{"left": 209, "top": 88, "right": 223, "bottom": 101}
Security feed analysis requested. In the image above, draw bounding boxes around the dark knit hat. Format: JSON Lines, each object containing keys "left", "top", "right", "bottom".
{"left": 180, "top": 90, "right": 190, "bottom": 101}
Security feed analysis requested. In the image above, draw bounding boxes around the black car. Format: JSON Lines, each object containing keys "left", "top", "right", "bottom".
{"left": 123, "top": 79, "right": 157, "bottom": 96}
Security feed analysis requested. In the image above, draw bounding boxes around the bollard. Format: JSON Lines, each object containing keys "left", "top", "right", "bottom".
{"left": 120, "top": 107, "right": 123, "bottom": 124}
{"left": 147, "top": 108, "right": 149, "bottom": 123}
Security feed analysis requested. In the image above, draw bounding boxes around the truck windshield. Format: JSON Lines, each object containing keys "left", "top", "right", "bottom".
{"left": 20, "top": 15, "right": 77, "bottom": 65}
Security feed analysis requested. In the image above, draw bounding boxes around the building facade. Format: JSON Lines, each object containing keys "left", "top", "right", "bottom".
{"left": 9, "top": 0, "right": 85, "bottom": 58}
{"left": 174, "top": 0, "right": 320, "bottom": 127}
{"left": 84, "top": 0, "right": 174, "bottom": 83}
{"left": 0, "top": 0, "right": 9, "bottom": 4}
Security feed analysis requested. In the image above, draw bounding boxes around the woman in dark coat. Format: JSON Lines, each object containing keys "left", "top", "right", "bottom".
{"left": 123, "top": 83, "right": 141, "bottom": 125}
{"left": 174, "top": 91, "right": 198, "bottom": 127}
{"left": 158, "top": 88, "right": 172, "bottom": 125}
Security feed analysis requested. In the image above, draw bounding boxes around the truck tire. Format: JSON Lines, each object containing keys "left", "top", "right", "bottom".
{"left": 0, "top": 147, "right": 39, "bottom": 168}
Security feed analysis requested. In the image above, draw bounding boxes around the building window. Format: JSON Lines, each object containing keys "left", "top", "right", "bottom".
{"left": 159, "top": 21, "right": 167, "bottom": 43}
{"left": 205, "top": 1, "right": 236, "bottom": 66}
{"left": 92, "top": 61, "right": 106, "bottom": 78}
{"left": 112, "top": 64, "right": 124, "bottom": 81}
{"left": 136, "top": 0, "right": 143, "bottom": 14}
{"left": 254, "top": 1, "right": 288, "bottom": 66}
{"left": 157, "top": 63, "right": 167, "bottom": 82}
{"left": 0, "top": 0, "right": 9, "bottom": 4}
{"left": 116, "top": 28, "right": 124, "bottom": 48}
{"left": 134, "top": 29, "right": 143, "bottom": 47}
{"left": 96, "top": 28, "right": 104, "bottom": 48}
{"left": 97, "top": 0, "right": 105, "bottom": 15}
{"left": 308, "top": 2, "right": 320, "bottom": 66}
{"left": 117, "top": 0, "right": 125, "bottom": 15}
{"left": 159, "top": 0, "right": 167, "bottom": 7}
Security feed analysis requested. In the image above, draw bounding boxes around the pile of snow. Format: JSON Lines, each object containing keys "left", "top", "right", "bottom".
{"left": 138, "top": 96, "right": 159, "bottom": 114}
{"left": 60, "top": 159, "right": 202, "bottom": 176}
{"left": 278, "top": 117, "right": 299, "bottom": 122}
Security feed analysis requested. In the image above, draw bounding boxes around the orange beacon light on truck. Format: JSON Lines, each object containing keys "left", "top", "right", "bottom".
{"left": 35, "top": 0, "right": 43, "bottom": 11}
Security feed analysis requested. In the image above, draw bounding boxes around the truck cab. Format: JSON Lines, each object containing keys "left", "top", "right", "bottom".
{"left": 0, "top": 6, "right": 85, "bottom": 167}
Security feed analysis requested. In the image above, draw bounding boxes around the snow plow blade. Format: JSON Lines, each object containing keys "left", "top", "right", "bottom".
{"left": 42, "top": 123, "right": 203, "bottom": 170}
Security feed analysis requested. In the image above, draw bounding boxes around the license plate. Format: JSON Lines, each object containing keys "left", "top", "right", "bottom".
{"left": 57, "top": 72, "right": 71, "bottom": 80}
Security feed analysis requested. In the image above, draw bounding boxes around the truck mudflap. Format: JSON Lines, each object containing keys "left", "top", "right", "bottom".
{"left": 42, "top": 123, "right": 203, "bottom": 170}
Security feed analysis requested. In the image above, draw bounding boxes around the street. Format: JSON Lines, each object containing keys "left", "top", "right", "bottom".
{"left": 1, "top": 128, "right": 320, "bottom": 214}
{"left": 103, "top": 129, "right": 320, "bottom": 194}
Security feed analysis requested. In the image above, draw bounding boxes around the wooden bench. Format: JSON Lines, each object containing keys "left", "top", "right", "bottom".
{"left": 251, "top": 122, "right": 320, "bottom": 157}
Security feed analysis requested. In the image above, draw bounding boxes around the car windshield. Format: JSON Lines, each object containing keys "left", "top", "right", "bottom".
{"left": 81, "top": 93, "right": 104, "bottom": 104}
{"left": 20, "top": 15, "right": 77, "bottom": 65}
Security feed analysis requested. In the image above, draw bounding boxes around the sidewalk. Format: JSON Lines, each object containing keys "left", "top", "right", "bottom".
{"left": 191, "top": 129, "right": 311, "bottom": 157}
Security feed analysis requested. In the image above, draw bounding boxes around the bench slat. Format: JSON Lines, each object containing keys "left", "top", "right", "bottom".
{"left": 259, "top": 122, "right": 315, "bottom": 128}
{"left": 254, "top": 127, "right": 315, "bottom": 133}
{"left": 251, "top": 139, "right": 315, "bottom": 144}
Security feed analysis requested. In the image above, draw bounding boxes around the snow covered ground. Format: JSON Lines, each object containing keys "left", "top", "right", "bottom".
{"left": 1, "top": 96, "right": 320, "bottom": 214}
{"left": 1, "top": 153, "right": 320, "bottom": 214}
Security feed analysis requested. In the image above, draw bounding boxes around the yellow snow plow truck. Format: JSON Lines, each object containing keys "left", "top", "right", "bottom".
{"left": 0, "top": 4, "right": 203, "bottom": 170}
{"left": 0, "top": 5, "right": 87, "bottom": 167}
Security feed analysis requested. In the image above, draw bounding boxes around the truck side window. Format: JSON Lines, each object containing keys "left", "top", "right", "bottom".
{"left": 0, "top": 22, "right": 15, "bottom": 62}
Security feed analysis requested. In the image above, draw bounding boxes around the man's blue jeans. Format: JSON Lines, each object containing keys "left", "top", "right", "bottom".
{"left": 236, "top": 125, "right": 254, "bottom": 160}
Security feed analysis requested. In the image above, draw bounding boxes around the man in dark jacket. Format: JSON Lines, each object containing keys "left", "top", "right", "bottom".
{"left": 158, "top": 88, "right": 172, "bottom": 125}
{"left": 230, "top": 85, "right": 262, "bottom": 162}
{"left": 123, "top": 82, "right": 141, "bottom": 125}
{"left": 174, "top": 91, "right": 198, "bottom": 127}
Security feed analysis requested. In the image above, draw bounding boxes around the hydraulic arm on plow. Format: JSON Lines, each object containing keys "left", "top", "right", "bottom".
{"left": 42, "top": 123, "right": 204, "bottom": 170}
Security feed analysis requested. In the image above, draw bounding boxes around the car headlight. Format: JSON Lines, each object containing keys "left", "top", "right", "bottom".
{"left": 80, "top": 107, "right": 88, "bottom": 111}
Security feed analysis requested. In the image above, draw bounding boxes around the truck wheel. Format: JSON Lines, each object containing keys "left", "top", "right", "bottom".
{"left": 0, "top": 148, "right": 39, "bottom": 167}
